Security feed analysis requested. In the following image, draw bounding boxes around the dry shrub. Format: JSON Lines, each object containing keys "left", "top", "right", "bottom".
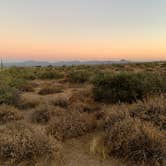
{"left": 104, "top": 105, "right": 130, "bottom": 127}
{"left": 32, "top": 104, "right": 55, "bottom": 124}
{"left": 104, "top": 118, "right": 166, "bottom": 165}
{"left": 0, "top": 105, "right": 23, "bottom": 124}
{"left": 47, "top": 111, "right": 97, "bottom": 141}
{"left": 0, "top": 122, "right": 61, "bottom": 165}
{"left": 38, "top": 86, "right": 63, "bottom": 95}
{"left": 129, "top": 95, "right": 166, "bottom": 130}
{"left": 52, "top": 96, "right": 68, "bottom": 108}
{"left": 32, "top": 103, "right": 67, "bottom": 124}
{"left": 69, "top": 90, "right": 100, "bottom": 113}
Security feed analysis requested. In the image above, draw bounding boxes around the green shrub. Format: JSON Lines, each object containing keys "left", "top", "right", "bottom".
{"left": 0, "top": 86, "right": 20, "bottom": 105}
{"left": 93, "top": 72, "right": 166, "bottom": 103}
{"left": 7, "top": 67, "right": 36, "bottom": 80}
{"left": 37, "top": 68, "right": 63, "bottom": 80}
{"left": 67, "top": 70, "right": 91, "bottom": 83}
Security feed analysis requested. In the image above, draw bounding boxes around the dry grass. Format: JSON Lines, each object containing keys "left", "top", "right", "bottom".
{"left": 0, "top": 105, "right": 23, "bottom": 124}
{"left": 18, "top": 94, "right": 40, "bottom": 109}
{"left": 47, "top": 111, "right": 97, "bottom": 141}
{"left": 0, "top": 122, "right": 61, "bottom": 165}
{"left": 92, "top": 101, "right": 166, "bottom": 166}
{"left": 38, "top": 85, "right": 63, "bottom": 95}
{"left": 32, "top": 104, "right": 55, "bottom": 124}
{"left": 21, "top": 82, "right": 38, "bottom": 92}
{"left": 52, "top": 96, "right": 69, "bottom": 108}
{"left": 129, "top": 95, "right": 166, "bottom": 130}
{"left": 69, "top": 90, "right": 101, "bottom": 113}
{"left": 104, "top": 118, "right": 166, "bottom": 165}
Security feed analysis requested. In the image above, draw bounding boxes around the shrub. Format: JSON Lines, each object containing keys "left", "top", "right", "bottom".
{"left": 67, "top": 70, "right": 91, "bottom": 83}
{"left": 129, "top": 95, "right": 166, "bottom": 130}
{"left": 103, "top": 118, "right": 166, "bottom": 165}
{"left": 6, "top": 66, "right": 36, "bottom": 80}
{"left": 32, "top": 104, "right": 55, "bottom": 124}
{"left": 93, "top": 72, "right": 166, "bottom": 103}
{"left": 0, "top": 105, "right": 23, "bottom": 124}
{"left": 0, "top": 122, "right": 61, "bottom": 165}
{"left": 47, "top": 111, "right": 97, "bottom": 141}
{"left": 0, "top": 70, "right": 25, "bottom": 105}
{"left": 68, "top": 90, "right": 100, "bottom": 113}
{"left": 0, "top": 85, "right": 20, "bottom": 105}
{"left": 37, "top": 68, "right": 63, "bottom": 80}
{"left": 52, "top": 97, "right": 68, "bottom": 108}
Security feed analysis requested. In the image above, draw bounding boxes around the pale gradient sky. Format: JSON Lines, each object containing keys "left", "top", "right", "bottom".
{"left": 0, "top": 0, "right": 166, "bottom": 61}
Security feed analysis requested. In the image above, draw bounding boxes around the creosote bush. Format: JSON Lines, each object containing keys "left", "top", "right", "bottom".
{"left": 67, "top": 70, "right": 91, "bottom": 83}
{"left": 93, "top": 72, "right": 166, "bottom": 103}
{"left": 0, "top": 85, "right": 20, "bottom": 105}
{"left": 37, "top": 67, "right": 64, "bottom": 80}
{"left": 0, "top": 122, "right": 61, "bottom": 165}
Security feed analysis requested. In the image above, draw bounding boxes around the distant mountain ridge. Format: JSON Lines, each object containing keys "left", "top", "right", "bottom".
{"left": 4, "top": 60, "right": 131, "bottom": 67}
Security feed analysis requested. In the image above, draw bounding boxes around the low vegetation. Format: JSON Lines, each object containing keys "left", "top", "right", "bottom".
{"left": 47, "top": 111, "right": 97, "bottom": 141}
{"left": 0, "top": 123, "right": 61, "bottom": 165}
{"left": 104, "top": 118, "right": 166, "bottom": 165}
{"left": 67, "top": 70, "right": 91, "bottom": 83}
{"left": 32, "top": 104, "right": 55, "bottom": 124}
{"left": 38, "top": 85, "right": 63, "bottom": 95}
{"left": 0, "top": 105, "right": 23, "bottom": 124}
{"left": 93, "top": 72, "right": 166, "bottom": 103}
{"left": 0, "top": 61, "right": 166, "bottom": 165}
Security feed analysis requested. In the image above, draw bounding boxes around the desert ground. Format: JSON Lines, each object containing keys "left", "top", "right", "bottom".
{"left": 0, "top": 61, "right": 166, "bottom": 166}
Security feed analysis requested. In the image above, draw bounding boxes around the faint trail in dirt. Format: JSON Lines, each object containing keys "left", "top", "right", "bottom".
{"left": 62, "top": 134, "right": 124, "bottom": 166}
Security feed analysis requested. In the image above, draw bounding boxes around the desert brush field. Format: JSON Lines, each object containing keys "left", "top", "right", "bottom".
{"left": 0, "top": 61, "right": 166, "bottom": 166}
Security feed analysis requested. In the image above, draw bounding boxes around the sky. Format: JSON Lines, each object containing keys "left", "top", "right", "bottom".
{"left": 0, "top": 0, "right": 166, "bottom": 62}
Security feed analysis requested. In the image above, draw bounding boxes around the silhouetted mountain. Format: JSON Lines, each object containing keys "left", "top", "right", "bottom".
{"left": 4, "top": 60, "right": 131, "bottom": 67}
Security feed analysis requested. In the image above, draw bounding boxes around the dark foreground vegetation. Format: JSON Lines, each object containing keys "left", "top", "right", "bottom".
{"left": 0, "top": 61, "right": 166, "bottom": 165}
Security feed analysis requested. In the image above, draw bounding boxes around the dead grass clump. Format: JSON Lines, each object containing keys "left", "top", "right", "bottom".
{"left": 69, "top": 90, "right": 100, "bottom": 113}
{"left": 103, "top": 118, "right": 166, "bottom": 165}
{"left": 38, "top": 86, "right": 63, "bottom": 95}
{"left": 104, "top": 105, "right": 130, "bottom": 127}
{"left": 129, "top": 95, "right": 166, "bottom": 130}
{"left": 52, "top": 97, "right": 68, "bottom": 108}
{"left": 0, "top": 105, "right": 23, "bottom": 124}
{"left": 0, "top": 122, "right": 61, "bottom": 165}
{"left": 18, "top": 95, "right": 40, "bottom": 109}
{"left": 47, "top": 111, "right": 97, "bottom": 141}
{"left": 32, "top": 104, "right": 55, "bottom": 124}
